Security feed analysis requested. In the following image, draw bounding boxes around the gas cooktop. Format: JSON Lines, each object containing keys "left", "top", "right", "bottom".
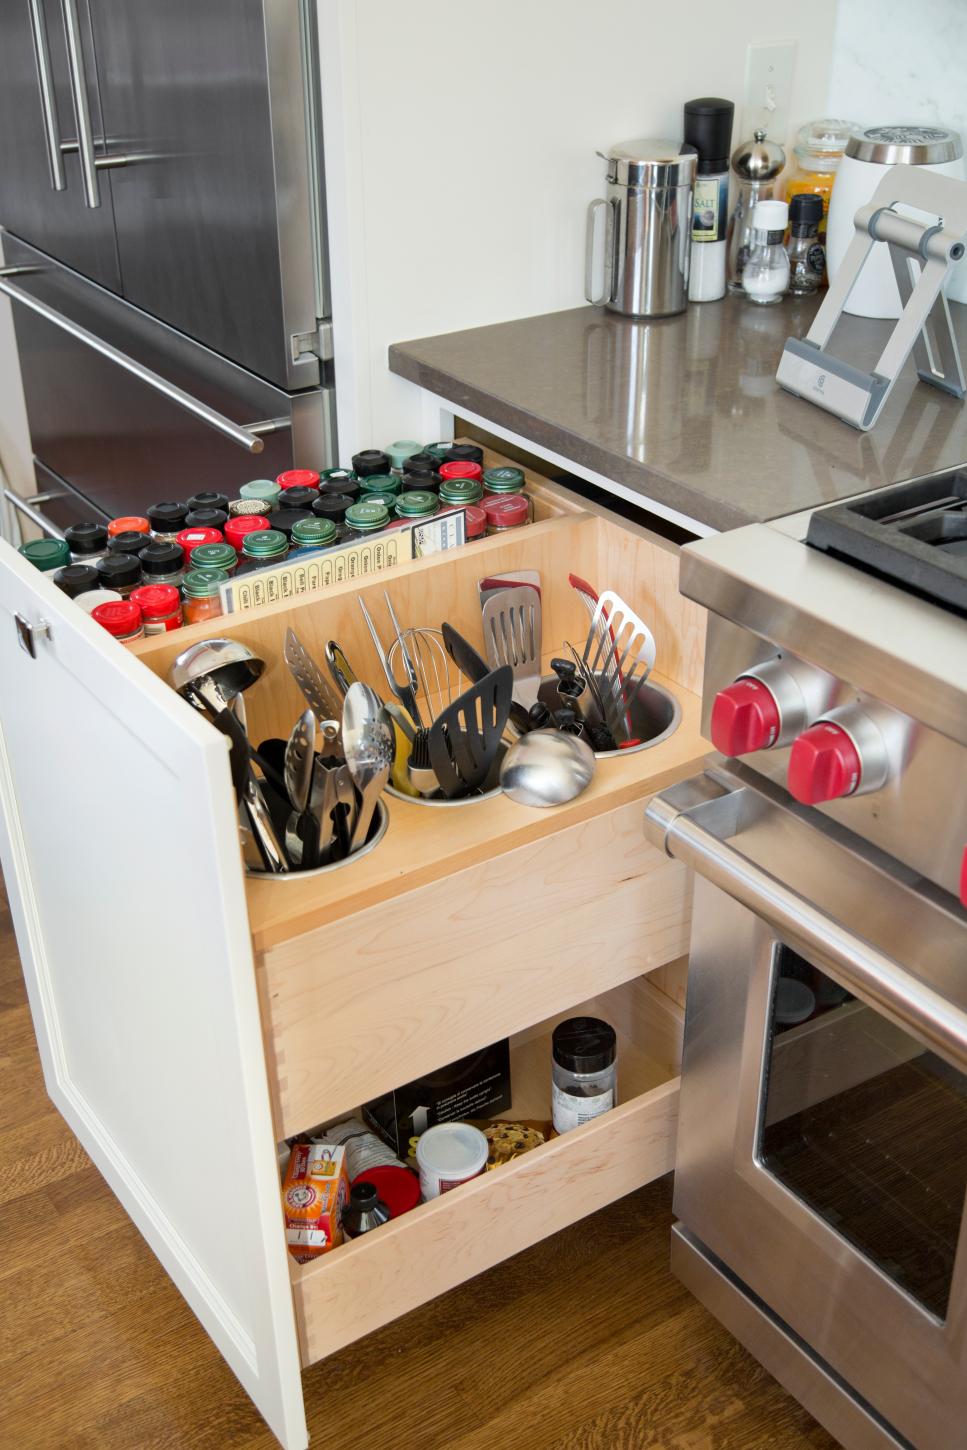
{"left": 806, "top": 468, "right": 967, "bottom": 617}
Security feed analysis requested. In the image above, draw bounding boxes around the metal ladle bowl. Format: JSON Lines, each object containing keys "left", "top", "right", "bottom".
{"left": 169, "top": 638, "right": 265, "bottom": 714}
{"left": 499, "top": 729, "right": 596, "bottom": 808}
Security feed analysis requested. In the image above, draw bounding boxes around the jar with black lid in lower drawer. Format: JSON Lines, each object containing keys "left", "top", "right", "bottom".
{"left": 96, "top": 552, "right": 141, "bottom": 597}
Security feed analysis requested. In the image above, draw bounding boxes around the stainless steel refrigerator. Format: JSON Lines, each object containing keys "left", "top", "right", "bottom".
{"left": 0, "top": 0, "right": 335, "bottom": 535}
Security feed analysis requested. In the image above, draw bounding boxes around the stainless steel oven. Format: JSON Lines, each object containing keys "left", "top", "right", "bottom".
{"left": 647, "top": 489, "right": 967, "bottom": 1450}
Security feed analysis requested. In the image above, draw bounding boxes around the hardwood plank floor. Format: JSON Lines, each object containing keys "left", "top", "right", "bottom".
{"left": 0, "top": 877, "right": 837, "bottom": 1449}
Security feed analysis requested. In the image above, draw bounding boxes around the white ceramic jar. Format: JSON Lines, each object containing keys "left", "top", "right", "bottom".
{"left": 415, "top": 1122, "right": 488, "bottom": 1199}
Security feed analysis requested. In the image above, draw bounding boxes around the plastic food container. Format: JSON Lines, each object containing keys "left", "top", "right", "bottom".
{"left": 415, "top": 1122, "right": 488, "bottom": 1199}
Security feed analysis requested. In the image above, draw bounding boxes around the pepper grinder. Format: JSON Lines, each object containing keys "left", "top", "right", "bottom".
{"left": 726, "top": 130, "right": 786, "bottom": 293}
{"left": 342, "top": 1180, "right": 391, "bottom": 1238}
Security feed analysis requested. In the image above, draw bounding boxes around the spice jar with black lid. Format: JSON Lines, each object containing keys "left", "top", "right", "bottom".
{"left": 351, "top": 448, "right": 390, "bottom": 479}
{"left": 96, "top": 551, "right": 142, "bottom": 597}
{"left": 53, "top": 563, "right": 100, "bottom": 598}
{"left": 275, "top": 485, "right": 318, "bottom": 512}
{"left": 109, "top": 529, "right": 154, "bottom": 557}
{"left": 269, "top": 508, "right": 315, "bottom": 541}
{"left": 185, "top": 507, "right": 229, "bottom": 531}
{"left": 311, "top": 492, "right": 354, "bottom": 538}
{"left": 146, "top": 501, "right": 189, "bottom": 541}
{"left": 138, "top": 540, "right": 185, "bottom": 586}
{"left": 551, "top": 1016, "right": 617, "bottom": 1134}
{"left": 186, "top": 490, "right": 229, "bottom": 514}
{"left": 65, "top": 520, "right": 108, "bottom": 562}
{"left": 444, "top": 442, "right": 484, "bottom": 466}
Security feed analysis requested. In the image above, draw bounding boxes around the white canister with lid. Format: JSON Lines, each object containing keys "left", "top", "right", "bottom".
{"left": 415, "top": 1122, "right": 488, "bottom": 1199}
{"left": 826, "top": 125, "right": 966, "bottom": 317}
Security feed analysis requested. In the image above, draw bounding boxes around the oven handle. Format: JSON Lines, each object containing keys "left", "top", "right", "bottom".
{"left": 645, "top": 781, "right": 967, "bottom": 1071}
{"left": 0, "top": 274, "right": 289, "bottom": 454}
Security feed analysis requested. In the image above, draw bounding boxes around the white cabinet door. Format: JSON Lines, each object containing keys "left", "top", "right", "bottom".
{"left": 0, "top": 543, "right": 307, "bottom": 1450}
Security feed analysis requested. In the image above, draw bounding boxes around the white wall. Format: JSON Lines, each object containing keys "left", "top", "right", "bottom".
{"left": 319, "top": 0, "right": 840, "bottom": 455}
{"left": 827, "top": 0, "right": 967, "bottom": 142}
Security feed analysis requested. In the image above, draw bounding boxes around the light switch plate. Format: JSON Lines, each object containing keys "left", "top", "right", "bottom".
{"left": 743, "top": 40, "right": 797, "bottom": 148}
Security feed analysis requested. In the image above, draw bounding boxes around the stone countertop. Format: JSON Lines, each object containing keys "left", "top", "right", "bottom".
{"left": 389, "top": 294, "right": 967, "bottom": 533}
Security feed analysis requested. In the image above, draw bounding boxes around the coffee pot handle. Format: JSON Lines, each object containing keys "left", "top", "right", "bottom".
{"left": 585, "top": 198, "right": 615, "bottom": 306}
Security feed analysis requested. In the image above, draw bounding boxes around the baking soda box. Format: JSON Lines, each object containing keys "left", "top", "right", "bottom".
{"left": 282, "top": 1141, "right": 350, "bottom": 1263}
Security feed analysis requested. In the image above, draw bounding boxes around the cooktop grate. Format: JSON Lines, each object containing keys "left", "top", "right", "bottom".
{"left": 807, "top": 469, "right": 967, "bottom": 617}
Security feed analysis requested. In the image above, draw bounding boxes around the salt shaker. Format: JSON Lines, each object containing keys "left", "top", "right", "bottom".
{"left": 741, "top": 200, "right": 790, "bottom": 306}
{"left": 726, "top": 130, "right": 786, "bottom": 293}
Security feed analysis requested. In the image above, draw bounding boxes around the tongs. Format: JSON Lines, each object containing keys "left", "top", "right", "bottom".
{"left": 359, "top": 591, "right": 424, "bottom": 728}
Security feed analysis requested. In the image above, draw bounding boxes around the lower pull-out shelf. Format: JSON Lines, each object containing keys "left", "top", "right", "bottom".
{"left": 289, "top": 975, "right": 683, "bottom": 1366}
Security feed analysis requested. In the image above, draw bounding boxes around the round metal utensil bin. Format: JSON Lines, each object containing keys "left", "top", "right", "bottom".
{"left": 535, "top": 676, "right": 680, "bottom": 757}
{"left": 244, "top": 798, "right": 390, "bottom": 879}
{"left": 386, "top": 743, "right": 508, "bottom": 808}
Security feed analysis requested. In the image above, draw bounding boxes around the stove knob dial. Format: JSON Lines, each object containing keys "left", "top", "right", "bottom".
{"left": 788, "top": 707, "right": 890, "bottom": 805}
{"left": 710, "top": 678, "right": 781, "bottom": 756}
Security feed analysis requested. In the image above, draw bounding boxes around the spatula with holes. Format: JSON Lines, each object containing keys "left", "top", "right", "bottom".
{"left": 427, "top": 665, "right": 514, "bottom": 799}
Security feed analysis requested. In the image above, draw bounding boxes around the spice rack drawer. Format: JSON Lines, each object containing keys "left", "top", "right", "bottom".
{"left": 257, "top": 796, "right": 691, "bottom": 1139}
{"left": 289, "top": 976, "right": 683, "bottom": 1367}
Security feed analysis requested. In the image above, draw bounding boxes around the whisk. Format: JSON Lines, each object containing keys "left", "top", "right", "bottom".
{"left": 388, "top": 627, "right": 454, "bottom": 724}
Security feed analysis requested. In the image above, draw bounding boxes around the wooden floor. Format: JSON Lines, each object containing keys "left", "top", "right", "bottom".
{"left": 0, "top": 877, "right": 837, "bottom": 1450}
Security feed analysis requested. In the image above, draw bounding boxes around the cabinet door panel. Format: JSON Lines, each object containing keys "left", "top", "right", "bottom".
{"left": 0, "top": 0, "right": 121, "bottom": 289}
{"left": 0, "top": 541, "right": 306, "bottom": 1450}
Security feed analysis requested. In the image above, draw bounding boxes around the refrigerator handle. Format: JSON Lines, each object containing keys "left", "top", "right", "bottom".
{"left": 60, "top": 0, "right": 101, "bottom": 207}
{"left": 27, "top": 0, "right": 67, "bottom": 191}
{"left": 0, "top": 274, "right": 290, "bottom": 455}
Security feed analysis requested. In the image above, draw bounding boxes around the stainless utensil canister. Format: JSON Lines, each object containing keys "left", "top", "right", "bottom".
{"left": 585, "top": 140, "right": 697, "bottom": 318}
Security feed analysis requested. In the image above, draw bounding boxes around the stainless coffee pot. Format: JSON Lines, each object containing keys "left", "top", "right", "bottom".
{"left": 585, "top": 139, "right": 696, "bottom": 318}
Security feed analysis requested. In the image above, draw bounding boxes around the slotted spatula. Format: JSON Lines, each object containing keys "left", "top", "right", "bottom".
{"left": 583, "top": 590, "right": 657, "bottom": 740}
{"left": 428, "top": 665, "right": 513, "bottom": 799}
{"left": 481, "top": 586, "right": 543, "bottom": 711}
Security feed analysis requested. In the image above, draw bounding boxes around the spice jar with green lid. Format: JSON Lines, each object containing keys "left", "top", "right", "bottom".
{"left": 395, "top": 490, "right": 440, "bottom": 522}
{"left": 290, "top": 516, "right": 338, "bottom": 551}
{"left": 482, "top": 465, "right": 525, "bottom": 495}
{"left": 423, "top": 442, "right": 453, "bottom": 465}
{"left": 182, "top": 568, "right": 228, "bottom": 625}
{"left": 359, "top": 473, "right": 401, "bottom": 499}
{"left": 344, "top": 499, "right": 391, "bottom": 536}
{"left": 241, "top": 528, "right": 288, "bottom": 564}
{"left": 19, "top": 537, "right": 71, "bottom": 572}
{"left": 438, "top": 475, "right": 483, "bottom": 507}
{"left": 190, "top": 541, "right": 238, "bottom": 576}
{"left": 239, "top": 479, "right": 282, "bottom": 509}
{"left": 384, "top": 440, "right": 421, "bottom": 475}
{"left": 356, "top": 489, "right": 396, "bottom": 511}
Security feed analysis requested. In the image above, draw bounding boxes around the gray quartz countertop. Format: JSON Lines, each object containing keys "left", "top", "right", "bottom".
{"left": 389, "top": 294, "right": 967, "bottom": 532}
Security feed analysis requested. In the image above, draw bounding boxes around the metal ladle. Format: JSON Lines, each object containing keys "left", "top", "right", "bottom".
{"left": 499, "top": 729, "right": 596, "bottom": 808}
{"left": 169, "top": 638, "right": 265, "bottom": 714}
{"left": 342, "top": 682, "right": 394, "bottom": 851}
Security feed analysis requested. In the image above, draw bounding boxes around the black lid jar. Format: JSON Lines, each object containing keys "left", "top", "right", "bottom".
{"left": 185, "top": 507, "right": 229, "bottom": 531}
{"left": 268, "top": 508, "right": 315, "bottom": 540}
{"left": 186, "top": 490, "right": 229, "bottom": 514}
{"left": 444, "top": 442, "right": 484, "bottom": 466}
{"left": 351, "top": 449, "right": 390, "bottom": 479}
{"left": 138, "top": 540, "right": 185, "bottom": 580}
{"left": 276, "top": 485, "right": 318, "bottom": 512}
{"left": 109, "top": 530, "right": 154, "bottom": 556}
{"left": 96, "top": 551, "right": 142, "bottom": 596}
{"left": 64, "top": 520, "right": 108, "bottom": 557}
{"left": 311, "top": 492, "right": 354, "bottom": 525}
{"left": 552, "top": 1016, "right": 616, "bottom": 1074}
{"left": 146, "top": 500, "right": 189, "bottom": 535}
{"left": 53, "top": 563, "right": 100, "bottom": 598}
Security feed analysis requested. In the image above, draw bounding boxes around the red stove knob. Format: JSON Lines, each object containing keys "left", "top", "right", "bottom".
{"left": 788, "top": 722, "right": 862, "bottom": 804}
{"left": 710, "top": 678, "right": 781, "bottom": 756}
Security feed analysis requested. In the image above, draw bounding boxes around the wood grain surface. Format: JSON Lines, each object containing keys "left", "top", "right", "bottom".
{"left": 1, "top": 876, "right": 835, "bottom": 1449}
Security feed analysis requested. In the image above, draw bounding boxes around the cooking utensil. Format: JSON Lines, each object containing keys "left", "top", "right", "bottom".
{"left": 481, "top": 585, "right": 543, "bottom": 711}
{"left": 563, "top": 639, "right": 613, "bottom": 741}
{"left": 443, "top": 620, "right": 531, "bottom": 734}
{"left": 342, "top": 683, "right": 394, "bottom": 850}
{"left": 477, "top": 569, "right": 541, "bottom": 612}
{"left": 170, "top": 638, "right": 264, "bottom": 714}
{"left": 389, "top": 627, "right": 453, "bottom": 721}
{"left": 428, "top": 666, "right": 513, "bottom": 800}
{"left": 359, "top": 595, "right": 423, "bottom": 728}
{"left": 212, "top": 706, "right": 287, "bottom": 873}
{"left": 284, "top": 628, "right": 343, "bottom": 742}
{"left": 582, "top": 590, "right": 656, "bottom": 740}
{"left": 307, "top": 757, "right": 339, "bottom": 865}
{"left": 283, "top": 708, "right": 317, "bottom": 863}
{"left": 325, "top": 640, "right": 357, "bottom": 697}
{"left": 383, "top": 701, "right": 419, "bottom": 797}
{"left": 499, "top": 729, "right": 595, "bottom": 808}
{"left": 407, "top": 728, "right": 437, "bottom": 796}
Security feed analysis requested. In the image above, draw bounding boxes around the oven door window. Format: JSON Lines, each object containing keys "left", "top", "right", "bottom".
{"left": 757, "top": 946, "right": 967, "bottom": 1322}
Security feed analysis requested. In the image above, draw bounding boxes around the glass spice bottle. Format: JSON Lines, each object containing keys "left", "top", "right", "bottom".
{"left": 181, "top": 568, "right": 228, "bottom": 624}
{"left": 742, "top": 200, "right": 790, "bottom": 305}
{"left": 786, "top": 193, "right": 825, "bottom": 296}
{"left": 551, "top": 1017, "right": 618, "bottom": 1134}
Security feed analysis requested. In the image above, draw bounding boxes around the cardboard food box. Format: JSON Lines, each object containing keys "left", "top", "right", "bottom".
{"left": 363, "top": 1040, "right": 512, "bottom": 1158}
{"left": 282, "top": 1141, "right": 350, "bottom": 1263}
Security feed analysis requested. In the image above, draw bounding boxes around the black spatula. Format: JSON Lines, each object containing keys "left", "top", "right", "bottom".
{"left": 442, "top": 621, "right": 531, "bottom": 735}
{"left": 428, "top": 665, "right": 514, "bottom": 799}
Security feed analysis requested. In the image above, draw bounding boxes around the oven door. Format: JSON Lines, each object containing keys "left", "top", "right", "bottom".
{"left": 646, "top": 763, "right": 967, "bottom": 1450}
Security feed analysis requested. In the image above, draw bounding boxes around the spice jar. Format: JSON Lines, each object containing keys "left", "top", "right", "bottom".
{"left": 359, "top": 473, "right": 401, "bottom": 499}
{"left": 239, "top": 479, "right": 282, "bottom": 510}
{"left": 290, "top": 517, "right": 338, "bottom": 552}
{"left": 74, "top": 588, "right": 122, "bottom": 614}
{"left": 109, "top": 529, "right": 154, "bottom": 557}
{"left": 351, "top": 449, "right": 390, "bottom": 479}
{"left": 482, "top": 495, "right": 529, "bottom": 535}
{"left": 175, "top": 526, "right": 224, "bottom": 562}
{"left": 19, "top": 537, "right": 71, "bottom": 572}
{"left": 185, "top": 507, "right": 229, "bottom": 532}
{"left": 551, "top": 1016, "right": 617, "bottom": 1133}
{"left": 482, "top": 465, "right": 525, "bottom": 496}
{"left": 138, "top": 540, "right": 185, "bottom": 587}
{"left": 227, "top": 497, "right": 271, "bottom": 518}
{"left": 384, "top": 440, "right": 421, "bottom": 476}
{"left": 319, "top": 467, "right": 357, "bottom": 492}
{"left": 107, "top": 515, "right": 150, "bottom": 538}
{"left": 423, "top": 442, "right": 453, "bottom": 465}
{"left": 146, "top": 501, "right": 189, "bottom": 541}
{"left": 415, "top": 1123, "right": 488, "bottom": 1199}
{"left": 190, "top": 541, "right": 238, "bottom": 577}
{"left": 462, "top": 503, "right": 487, "bottom": 541}
{"left": 224, "top": 514, "right": 271, "bottom": 552}
{"left": 91, "top": 598, "right": 144, "bottom": 644}
{"left": 439, "top": 459, "right": 483, "bottom": 485}
{"left": 439, "top": 476, "right": 484, "bottom": 508}
{"left": 96, "top": 552, "right": 142, "bottom": 597}
{"left": 785, "top": 118, "right": 856, "bottom": 270}
{"left": 344, "top": 499, "right": 391, "bottom": 538}
{"left": 786, "top": 193, "right": 825, "bottom": 297}
{"left": 269, "top": 509, "right": 315, "bottom": 541}
{"left": 311, "top": 492, "right": 354, "bottom": 532}
{"left": 275, "top": 485, "right": 317, "bottom": 512}
{"left": 726, "top": 129, "right": 786, "bottom": 293}
{"left": 742, "top": 200, "right": 789, "bottom": 305}
{"left": 64, "top": 520, "right": 108, "bottom": 562}
{"left": 276, "top": 468, "right": 320, "bottom": 492}
{"left": 186, "top": 490, "right": 229, "bottom": 514}
{"left": 241, "top": 527, "right": 288, "bottom": 566}
{"left": 395, "top": 490, "right": 439, "bottom": 523}
{"left": 445, "top": 442, "right": 484, "bottom": 466}
{"left": 130, "top": 583, "right": 182, "bottom": 634}
{"left": 54, "top": 563, "right": 100, "bottom": 598}
{"left": 182, "top": 567, "right": 228, "bottom": 624}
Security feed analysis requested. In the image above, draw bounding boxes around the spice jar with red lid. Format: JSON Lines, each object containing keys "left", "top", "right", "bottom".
{"left": 224, "top": 514, "right": 271, "bottom": 552}
{"left": 107, "top": 515, "right": 150, "bottom": 538}
{"left": 130, "top": 584, "right": 183, "bottom": 634}
{"left": 276, "top": 468, "right": 320, "bottom": 491}
{"left": 175, "top": 526, "right": 224, "bottom": 561}
{"left": 92, "top": 598, "right": 144, "bottom": 643}
{"left": 439, "top": 459, "right": 483, "bottom": 484}
{"left": 482, "top": 493, "right": 529, "bottom": 534}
